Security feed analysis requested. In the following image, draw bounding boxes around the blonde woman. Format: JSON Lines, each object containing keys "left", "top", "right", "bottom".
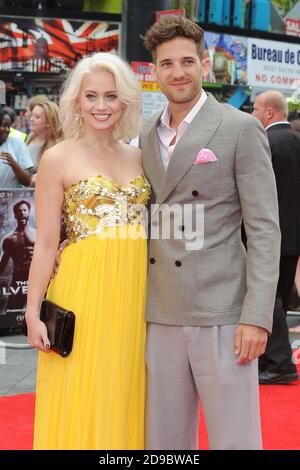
{"left": 26, "top": 100, "right": 62, "bottom": 182}
{"left": 25, "top": 53, "right": 150, "bottom": 449}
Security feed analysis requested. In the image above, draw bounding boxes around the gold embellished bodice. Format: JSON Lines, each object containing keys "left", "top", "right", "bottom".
{"left": 63, "top": 174, "right": 151, "bottom": 244}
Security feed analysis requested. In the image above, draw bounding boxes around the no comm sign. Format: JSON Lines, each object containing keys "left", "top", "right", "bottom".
{"left": 247, "top": 37, "right": 300, "bottom": 90}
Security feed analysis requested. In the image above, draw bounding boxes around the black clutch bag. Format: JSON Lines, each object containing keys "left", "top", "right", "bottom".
{"left": 40, "top": 299, "right": 75, "bottom": 358}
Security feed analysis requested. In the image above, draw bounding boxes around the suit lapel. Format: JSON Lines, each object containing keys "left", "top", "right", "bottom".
{"left": 147, "top": 126, "right": 165, "bottom": 190}
{"left": 156, "top": 94, "right": 222, "bottom": 205}
{"left": 142, "top": 112, "right": 165, "bottom": 197}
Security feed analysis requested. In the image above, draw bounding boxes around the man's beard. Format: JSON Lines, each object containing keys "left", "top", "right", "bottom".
{"left": 168, "top": 89, "right": 199, "bottom": 104}
{"left": 18, "top": 219, "right": 28, "bottom": 226}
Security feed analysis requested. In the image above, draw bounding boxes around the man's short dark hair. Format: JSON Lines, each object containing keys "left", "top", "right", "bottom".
{"left": 143, "top": 15, "right": 205, "bottom": 61}
{"left": 13, "top": 200, "right": 31, "bottom": 216}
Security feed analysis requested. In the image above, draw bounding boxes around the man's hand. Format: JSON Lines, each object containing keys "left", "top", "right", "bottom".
{"left": 235, "top": 324, "right": 268, "bottom": 364}
{"left": 52, "top": 239, "right": 68, "bottom": 278}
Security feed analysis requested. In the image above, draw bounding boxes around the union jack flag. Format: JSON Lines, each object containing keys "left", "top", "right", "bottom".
{"left": 0, "top": 17, "right": 120, "bottom": 72}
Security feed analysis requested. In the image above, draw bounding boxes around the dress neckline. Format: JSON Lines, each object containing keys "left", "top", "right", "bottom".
{"left": 64, "top": 173, "right": 146, "bottom": 194}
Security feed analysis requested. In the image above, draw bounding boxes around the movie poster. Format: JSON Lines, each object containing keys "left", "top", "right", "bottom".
{"left": 204, "top": 32, "right": 248, "bottom": 86}
{"left": 0, "top": 189, "right": 35, "bottom": 328}
{"left": 0, "top": 17, "right": 120, "bottom": 73}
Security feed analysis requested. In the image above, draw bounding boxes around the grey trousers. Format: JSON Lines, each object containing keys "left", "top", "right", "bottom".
{"left": 145, "top": 323, "right": 262, "bottom": 450}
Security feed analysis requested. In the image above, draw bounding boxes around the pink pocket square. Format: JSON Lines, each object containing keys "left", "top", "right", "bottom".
{"left": 194, "top": 148, "right": 218, "bottom": 164}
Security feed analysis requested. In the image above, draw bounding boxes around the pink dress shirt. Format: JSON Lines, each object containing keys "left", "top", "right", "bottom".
{"left": 157, "top": 91, "right": 207, "bottom": 170}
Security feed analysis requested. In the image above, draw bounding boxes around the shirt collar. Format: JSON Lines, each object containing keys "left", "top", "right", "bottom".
{"left": 160, "top": 90, "right": 207, "bottom": 129}
{"left": 265, "top": 121, "right": 289, "bottom": 131}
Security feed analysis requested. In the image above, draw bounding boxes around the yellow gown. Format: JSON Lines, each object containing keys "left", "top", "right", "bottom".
{"left": 33, "top": 174, "right": 151, "bottom": 450}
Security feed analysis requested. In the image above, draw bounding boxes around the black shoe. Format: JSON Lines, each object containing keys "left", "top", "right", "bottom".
{"left": 259, "top": 370, "right": 298, "bottom": 385}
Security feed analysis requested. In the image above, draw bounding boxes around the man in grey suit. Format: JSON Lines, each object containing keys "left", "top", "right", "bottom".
{"left": 141, "top": 15, "right": 281, "bottom": 450}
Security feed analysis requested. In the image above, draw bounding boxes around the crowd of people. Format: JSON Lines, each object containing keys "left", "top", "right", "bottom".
{"left": 0, "top": 14, "right": 299, "bottom": 450}
{"left": 0, "top": 96, "right": 61, "bottom": 188}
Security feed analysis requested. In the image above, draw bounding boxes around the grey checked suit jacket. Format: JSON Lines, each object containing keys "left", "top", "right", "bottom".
{"left": 141, "top": 94, "right": 281, "bottom": 332}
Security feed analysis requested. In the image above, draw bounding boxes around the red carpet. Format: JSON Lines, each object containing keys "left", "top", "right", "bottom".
{"left": 0, "top": 369, "right": 300, "bottom": 450}
{"left": 0, "top": 392, "right": 35, "bottom": 450}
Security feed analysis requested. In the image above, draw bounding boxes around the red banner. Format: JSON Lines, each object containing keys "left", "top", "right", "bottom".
{"left": 285, "top": 18, "right": 300, "bottom": 37}
{"left": 0, "top": 18, "right": 120, "bottom": 73}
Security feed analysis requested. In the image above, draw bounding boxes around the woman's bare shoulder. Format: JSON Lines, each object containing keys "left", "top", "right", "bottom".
{"left": 120, "top": 141, "right": 141, "bottom": 163}
{"left": 43, "top": 139, "right": 75, "bottom": 156}
{"left": 40, "top": 139, "right": 76, "bottom": 165}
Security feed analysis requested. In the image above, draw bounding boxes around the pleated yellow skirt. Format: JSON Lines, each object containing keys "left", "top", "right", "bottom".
{"left": 34, "top": 229, "right": 147, "bottom": 450}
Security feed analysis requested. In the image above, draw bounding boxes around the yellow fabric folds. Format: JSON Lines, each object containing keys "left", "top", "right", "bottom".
{"left": 34, "top": 229, "right": 147, "bottom": 449}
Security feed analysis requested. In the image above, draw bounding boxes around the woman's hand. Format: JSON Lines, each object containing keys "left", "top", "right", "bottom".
{"left": 25, "top": 314, "right": 50, "bottom": 353}
{"left": 0, "top": 151, "right": 16, "bottom": 168}
{"left": 0, "top": 151, "right": 32, "bottom": 186}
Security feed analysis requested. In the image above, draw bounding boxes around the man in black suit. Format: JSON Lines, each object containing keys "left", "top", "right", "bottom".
{"left": 253, "top": 90, "right": 300, "bottom": 384}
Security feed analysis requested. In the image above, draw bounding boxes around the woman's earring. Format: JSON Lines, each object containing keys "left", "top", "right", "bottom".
{"left": 75, "top": 109, "right": 83, "bottom": 139}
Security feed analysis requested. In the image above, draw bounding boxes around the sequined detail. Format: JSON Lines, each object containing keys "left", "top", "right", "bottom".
{"left": 63, "top": 174, "right": 151, "bottom": 244}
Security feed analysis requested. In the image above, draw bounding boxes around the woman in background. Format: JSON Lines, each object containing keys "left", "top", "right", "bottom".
{"left": 26, "top": 100, "right": 62, "bottom": 184}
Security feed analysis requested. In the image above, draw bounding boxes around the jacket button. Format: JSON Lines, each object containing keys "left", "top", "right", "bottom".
{"left": 150, "top": 257, "right": 155, "bottom": 264}
{"left": 192, "top": 190, "right": 199, "bottom": 197}
{"left": 152, "top": 220, "right": 158, "bottom": 227}
{"left": 179, "top": 225, "right": 185, "bottom": 231}
{"left": 175, "top": 260, "right": 182, "bottom": 267}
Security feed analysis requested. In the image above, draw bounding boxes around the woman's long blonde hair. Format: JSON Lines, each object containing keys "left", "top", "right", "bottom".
{"left": 59, "top": 52, "right": 142, "bottom": 142}
{"left": 27, "top": 100, "right": 63, "bottom": 164}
